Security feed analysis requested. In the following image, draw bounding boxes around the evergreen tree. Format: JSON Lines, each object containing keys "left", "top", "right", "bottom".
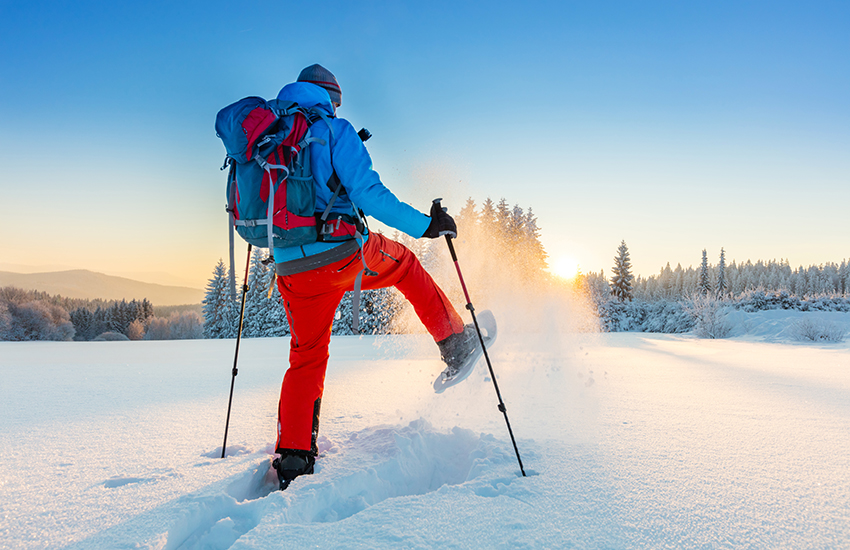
{"left": 203, "top": 259, "right": 236, "bottom": 338}
{"left": 658, "top": 263, "right": 673, "bottom": 299}
{"left": 69, "top": 307, "right": 94, "bottom": 341}
{"left": 698, "top": 249, "right": 712, "bottom": 295}
{"left": 263, "top": 282, "right": 290, "bottom": 337}
{"left": 90, "top": 306, "right": 110, "bottom": 339}
{"left": 716, "top": 248, "right": 727, "bottom": 297}
{"left": 332, "top": 293, "right": 355, "bottom": 335}
{"left": 456, "top": 197, "right": 478, "bottom": 237}
{"left": 479, "top": 198, "right": 496, "bottom": 230}
{"left": 356, "top": 288, "right": 401, "bottom": 334}
{"left": 141, "top": 298, "right": 154, "bottom": 321}
{"left": 0, "top": 300, "right": 10, "bottom": 339}
{"left": 495, "top": 198, "right": 511, "bottom": 232}
{"left": 243, "top": 247, "right": 272, "bottom": 338}
{"left": 673, "top": 264, "right": 684, "bottom": 297}
{"left": 610, "top": 240, "right": 634, "bottom": 302}
{"left": 523, "top": 207, "right": 549, "bottom": 274}
{"left": 508, "top": 204, "right": 526, "bottom": 240}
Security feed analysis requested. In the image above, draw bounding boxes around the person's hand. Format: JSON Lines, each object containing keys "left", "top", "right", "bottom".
{"left": 422, "top": 201, "right": 458, "bottom": 239}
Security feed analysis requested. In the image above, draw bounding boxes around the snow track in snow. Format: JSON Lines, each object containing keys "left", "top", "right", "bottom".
{"left": 161, "top": 420, "right": 513, "bottom": 549}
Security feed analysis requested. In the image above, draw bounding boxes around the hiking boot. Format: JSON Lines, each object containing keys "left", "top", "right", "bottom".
{"left": 437, "top": 324, "right": 480, "bottom": 378}
{"left": 272, "top": 453, "right": 315, "bottom": 491}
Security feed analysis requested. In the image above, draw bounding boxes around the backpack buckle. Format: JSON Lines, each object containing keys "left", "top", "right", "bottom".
{"left": 320, "top": 218, "right": 341, "bottom": 235}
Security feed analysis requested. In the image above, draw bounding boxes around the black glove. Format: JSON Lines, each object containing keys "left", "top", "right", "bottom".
{"left": 423, "top": 202, "right": 457, "bottom": 239}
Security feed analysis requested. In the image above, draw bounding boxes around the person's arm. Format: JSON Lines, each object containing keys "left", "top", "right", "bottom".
{"left": 330, "top": 119, "right": 431, "bottom": 238}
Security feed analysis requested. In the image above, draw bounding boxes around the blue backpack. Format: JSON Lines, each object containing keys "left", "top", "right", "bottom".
{"left": 215, "top": 96, "right": 350, "bottom": 255}
{"left": 215, "top": 96, "right": 374, "bottom": 330}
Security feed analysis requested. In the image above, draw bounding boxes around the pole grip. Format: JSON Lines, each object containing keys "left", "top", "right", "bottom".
{"left": 432, "top": 198, "right": 459, "bottom": 262}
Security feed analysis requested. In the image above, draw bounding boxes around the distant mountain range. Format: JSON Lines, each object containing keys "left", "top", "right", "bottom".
{"left": 0, "top": 270, "right": 204, "bottom": 306}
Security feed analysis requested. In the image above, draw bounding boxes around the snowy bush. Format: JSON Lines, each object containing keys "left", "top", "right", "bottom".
{"left": 126, "top": 319, "right": 145, "bottom": 340}
{"left": 593, "top": 299, "right": 694, "bottom": 333}
{"left": 0, "top": 300, "right": 10, "bottom": 336}
{"left": 792, "top": 318, "right": 847, "bottom": 343}
{"left": 169, "top": 311, "right": 204, "bottom": 339}
{"left": 144, "top": 317, "right": 171, "bottom": 340}
{"left": 144, "top": 312, "right": 204, "bottom": 340}
{"left": 93, "top": 331, "right": 130, "bottom": 341}
{"left": 732, "top": 290, "right": 850, "bottom": 314}
{"left": 631, "top": 300, "right": 693, "bottom": 333}
{"left": 1, "top": 300, "right": 75, "bottom": 341}
{"left": 684, "top": 294, "right": 732, "bottom": 339}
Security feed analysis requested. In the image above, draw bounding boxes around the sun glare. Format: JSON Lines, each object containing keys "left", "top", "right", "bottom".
{"left": 552, "top": 256, "right": 580, "bottom": 280}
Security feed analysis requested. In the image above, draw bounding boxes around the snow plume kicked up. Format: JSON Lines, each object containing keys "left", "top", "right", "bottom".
{"left": 390, "top": 196, "right": 598, "bottom": 339}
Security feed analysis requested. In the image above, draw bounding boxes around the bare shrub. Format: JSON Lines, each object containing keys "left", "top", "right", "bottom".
{"left": 169, "top": 311, "right": 203, "bottom": 339}
{"left": 144, "top": 312, "right": 203, "bottom": 340}
{"left": 792, "top": 318, "right": 847, "bottom": 343}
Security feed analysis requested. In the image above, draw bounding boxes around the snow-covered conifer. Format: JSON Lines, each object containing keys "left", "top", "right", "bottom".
{"left": 495, "top": 198, "right": 510, "bottom": 232}
{"left": 717, "top": 248, "right": 728, "bottom": 297}
{"left": 203, "top": 259, "right": 236, "bottom": 338}
{"left": 479, "top": 198, "right": 496, "bottom": 230}
{"left": 332, "top": 293, "right": 354, "bottom": 335}
{"left": 456, "top": 198, "right": 478, "bottom": 236}
{"left": 263, "top": 283, "right": 290, "bottom": 337}
{"left": 673, "top": 264, "right": 684, "bottom": 298}
{"left": 243, "top": 248, "right": 273, "bottom": 338}
{"left": 698, "top": 250, "right": 711, "bottom": 295}
{"left": 523, "top": 207, "right": 548, "bottom": 275}
{"left": 610, "top": 241, "right": 634, "bottom": 302}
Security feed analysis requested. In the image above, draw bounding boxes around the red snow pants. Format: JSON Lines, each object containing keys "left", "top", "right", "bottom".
{"left": 275, "top": 233, "right": 464, "bottom": 455}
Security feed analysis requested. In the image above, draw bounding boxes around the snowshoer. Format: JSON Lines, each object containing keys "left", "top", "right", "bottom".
{"left": 271, "top": 64, "right": 481, "bottom": 490}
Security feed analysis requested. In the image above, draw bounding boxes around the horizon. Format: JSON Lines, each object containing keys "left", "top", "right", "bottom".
{"left": 2, "top": 1, "right": 848, "bottom": 288}
{"left": 3, "top": 248, "right": 850, "bottom": 293}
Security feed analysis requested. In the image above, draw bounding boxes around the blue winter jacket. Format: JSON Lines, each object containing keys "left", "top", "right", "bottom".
{"left": 272, "top": 82, "right": 430, "bottom": 264}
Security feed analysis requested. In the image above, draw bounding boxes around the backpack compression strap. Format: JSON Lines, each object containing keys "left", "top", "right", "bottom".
{"left": 225, "top": 160, "right": 238, "bottom": 300}
{"left": 231, "top": 129, "right": 327, "bottom": 258}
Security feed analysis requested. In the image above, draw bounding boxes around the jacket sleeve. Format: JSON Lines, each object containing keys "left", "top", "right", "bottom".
{"left": 330, "top": 119, "right": 431, "bottom": 239}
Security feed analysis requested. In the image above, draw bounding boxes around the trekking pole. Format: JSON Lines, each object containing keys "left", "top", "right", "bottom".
{"left": 434, "top": 199, "right": 526, "bottom": 477}
{"left": 221, "top": 243, "right": 252, "bottom": 459}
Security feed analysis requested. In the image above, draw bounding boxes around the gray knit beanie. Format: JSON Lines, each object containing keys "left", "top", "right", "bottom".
{"left": 297, "top": 64, "right": 342, "bottom": 106}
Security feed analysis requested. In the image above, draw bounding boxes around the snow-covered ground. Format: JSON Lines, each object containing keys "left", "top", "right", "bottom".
{"left": 2, "top": 311, "right": 849, "bottom": 549}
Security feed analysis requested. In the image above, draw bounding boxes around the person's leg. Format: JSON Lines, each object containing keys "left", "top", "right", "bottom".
{"left": 275, "top": 276, "right": 345, "bottom": 456}
{"left": 360, "top": 233, "right": 464, "bottom": 342}
{"left": 274, "top": 232, "right": 464, "bottom": 457}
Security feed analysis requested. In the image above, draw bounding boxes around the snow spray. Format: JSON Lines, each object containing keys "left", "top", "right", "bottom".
{"left": 434, "top": 198, "right": 527, "bottom": 477}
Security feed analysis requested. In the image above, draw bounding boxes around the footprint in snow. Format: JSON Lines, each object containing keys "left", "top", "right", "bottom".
{"left": 162, "top": 420, "right": 515, "bottom": 549}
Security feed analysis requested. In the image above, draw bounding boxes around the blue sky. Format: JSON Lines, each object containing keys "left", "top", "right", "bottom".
{"left": 1, "top": 1, "right": 848, "bottom": 287}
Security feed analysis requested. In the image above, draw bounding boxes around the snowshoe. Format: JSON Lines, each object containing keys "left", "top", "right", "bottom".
{"left": 272, "top": 453, "right": 315, "bottom": 491}
{"left": 433, "top": 310, "right": 497, "bottom": 393}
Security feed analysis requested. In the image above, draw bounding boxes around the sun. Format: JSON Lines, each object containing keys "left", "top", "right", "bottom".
{"left": 551, "top": 256, "right": 580, "bottom": 280}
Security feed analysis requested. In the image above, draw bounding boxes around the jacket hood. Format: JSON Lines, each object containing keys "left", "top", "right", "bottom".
{"left": 276, "top": 82, "right": 335, "bottom": 116}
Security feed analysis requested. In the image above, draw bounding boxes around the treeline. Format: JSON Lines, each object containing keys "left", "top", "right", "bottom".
{"left": 575, "top": 242, "right": 850, "bottom": 335}
{"left": 0, "top": 286, "right": 202, "bottom": 341}
{"left": 636, "top": 256, "right": 850, "bottom": 300}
